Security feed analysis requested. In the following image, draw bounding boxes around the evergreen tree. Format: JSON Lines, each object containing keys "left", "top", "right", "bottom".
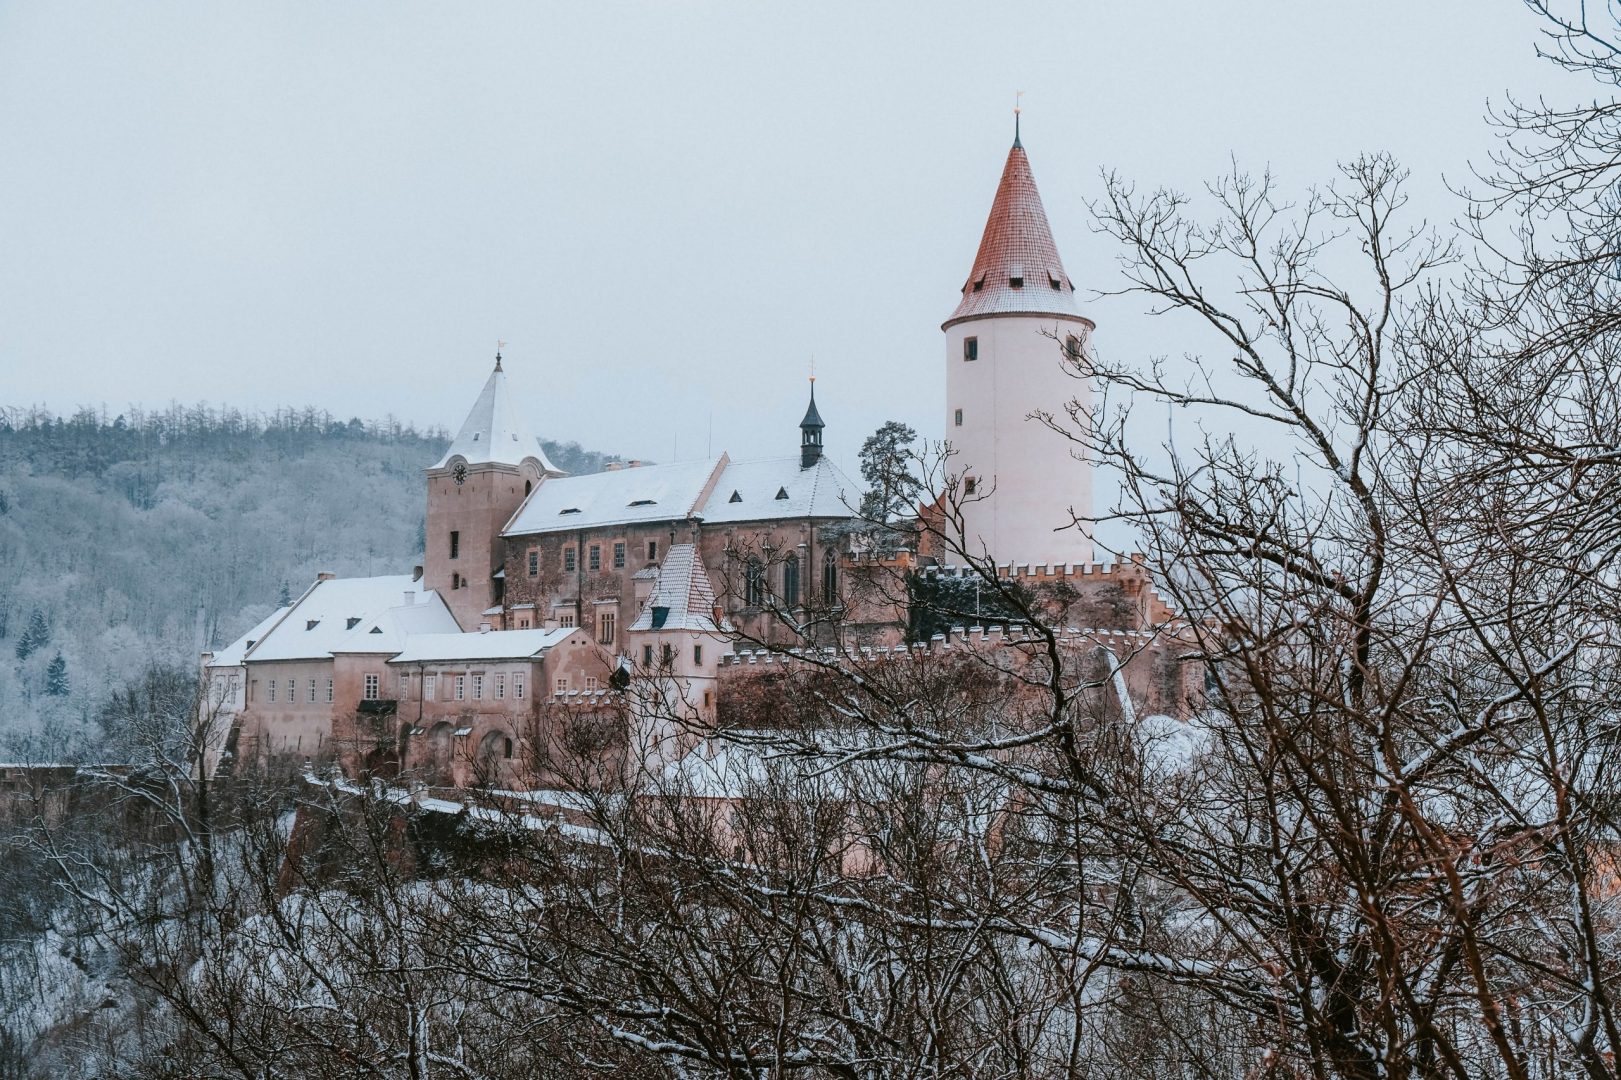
{"left": 14, "top": 609, "right": 48, "bottom": 660}
{"left": 858, "top": 421, "right": 922, "bottom": 523}
{"left": 278, "top": 581, "right": 293, "bottom": 607}
{"left": 45, "top": 652, "right": 69, "bottom": 697}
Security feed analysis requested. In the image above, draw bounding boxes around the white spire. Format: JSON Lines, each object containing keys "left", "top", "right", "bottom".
{"left": 433, "top": 354, "right": 563, "bottom": 474}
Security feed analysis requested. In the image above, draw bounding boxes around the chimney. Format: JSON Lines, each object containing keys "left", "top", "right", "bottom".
{"left": 479, "top": 622, "right": 492, "bottom": 633}
{"left": 317, "top": 571, "right": 336, "bottom": 582}
{"left": 403, "top": 591, "right": 416, "bottom": 607}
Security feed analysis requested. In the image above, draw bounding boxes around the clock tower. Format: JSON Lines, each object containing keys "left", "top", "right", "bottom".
{"left": 424, "top": 351, "right": 562, "bottom": 630}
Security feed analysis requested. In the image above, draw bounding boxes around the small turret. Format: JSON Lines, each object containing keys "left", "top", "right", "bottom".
{"left": 800, "top": 380, "right": 824, "bottom": 469}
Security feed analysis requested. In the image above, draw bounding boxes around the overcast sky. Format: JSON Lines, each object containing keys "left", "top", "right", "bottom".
{"left": 0, "top": 2, "right": 1578, "bottom": 474}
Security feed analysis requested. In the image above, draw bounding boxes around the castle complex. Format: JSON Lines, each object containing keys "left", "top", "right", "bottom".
{"left": 201, "top": 131, "right": 1193, "bottom": 787}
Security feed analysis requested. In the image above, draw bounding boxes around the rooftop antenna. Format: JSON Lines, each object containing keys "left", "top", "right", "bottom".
{"left": 1013, "top": 90, "right": 1024, "bottom": 148}
{"left": 495, "top": 338, "right": 507, "bottom": 371}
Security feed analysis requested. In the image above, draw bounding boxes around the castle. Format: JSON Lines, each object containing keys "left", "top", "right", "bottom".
{"left": 200, "top": 129, "right": 1194, "bottom": 787}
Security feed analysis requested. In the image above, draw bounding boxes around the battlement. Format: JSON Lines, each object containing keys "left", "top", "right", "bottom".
{"left": 717, "top": 620, "right": 1191, "bottom": 668}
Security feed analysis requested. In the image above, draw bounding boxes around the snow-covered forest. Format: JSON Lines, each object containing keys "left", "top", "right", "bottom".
{"left": 0, "top": 404, "right": 614, "bottom": 759}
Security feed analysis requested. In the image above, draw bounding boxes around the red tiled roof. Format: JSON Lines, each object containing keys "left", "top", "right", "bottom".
{"left": 945, "top": 140, "right": 1085, "bottom": 328}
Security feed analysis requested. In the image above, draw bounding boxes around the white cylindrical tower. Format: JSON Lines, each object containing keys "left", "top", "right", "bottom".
{"left": 943, "top": 129, "right": 1093, "bottom": 568}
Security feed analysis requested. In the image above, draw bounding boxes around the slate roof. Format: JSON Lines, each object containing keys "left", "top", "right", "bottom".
{"left": 388, "top": 628, "right": 581, "bottom": 664}
{"left": 433, "top": 358, "right": 562, "bottom": 474}
{"left": 244, "top": 575, "right": 428, "bottom": 662}
{"left": 504, "top": 457, "right": 727, "bottom": 537}
{"left": 698, "top": 455, "right": 857, "bottom": 524}
{"left": 628, "top": 543, "right": 728, "bottom": 633}
{"left": 945, "top": 138, "right": 1085, "bottom": 328}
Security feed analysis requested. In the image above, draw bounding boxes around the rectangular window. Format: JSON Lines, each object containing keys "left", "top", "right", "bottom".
{"left": 955, "top": 408, "right": 963, "bottom": 427}
{"left": 309, "top": 679, "right": 318, "bottom": 703}
{"left": 612, "top": 541, "right": 626, "bottom": 569}
{"left": 472, "top": 674, "right": 484, "bottom": 699}
{"left": 424, "top": 674, "right": 438, "bottom": 701}
{"left": 560, "top": 612, "right": 576, "bottom": 628}
{"left": 693, "top": 644, "right": 703, "bottom": 666}
{"left": 586, "top": 675, "right": 599, "bottom": 692}
{"left": 643, "top": 644, "right": 654, "bottom": 666}
{"left": 598, "top": 612, "right": 615, "bottom": 645}
{"left": 563, "top": 547, "right": 576, "bottom": 572}
{"left": 455, "top": 675, "right": 466, "bottom": 700}
{"left": 326, "top": 677, "right": 334, "bottom": 703}
{"left": 518, "top": 617, "right": 530, "bottom": 629}
{"left": 494, "top": 674, "right": 506, "bottom": 699}
{"left": 363, "top": 674, "right": 379, "bottom": 700}
{"left": 449, "top": 531, "right": 460, "bottom": 559}
{"left": 555, "top": 677, "right": 568, "bottom": 694}
{"left": 662, "top": 643, "right": 674, "bottom": 664}
{"left": 228, "top": 675, "right": 239, "bottom": 700}
{"left": 647, "top": 540, "right": 658, "bottom": 561}
{"left": 528, "top": 549, "right": 539, "bottom": 577}
{"left": 398, "top": 671, "right": 409, "bottom": 698}
{"left": 514, "top": 675, "right": 525, "bottom": 700}
{"left": 268, "top": 679, "right": 277, "bottom": 703}
{"left": 963, "top": 336, "right": 978, "bottom": 361}
{"left": 588, "top": 544, "right": 601, "bottom": 571}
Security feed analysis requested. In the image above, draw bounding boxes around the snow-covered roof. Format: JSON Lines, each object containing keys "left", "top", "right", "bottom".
{"left": 945, "top": 138, "right": 1087, "bottom": 328}
{"left": 388, "top": 628, "right": 582, "bottom": 664}
{"left": 432, "top": 359, "right": 561, "bottom": 474}
{"left": 245, "top": 575, "right": 423, "bottom": 662}
{"left": 208, "top": 607, "right": 290, "bottom": 668}
{"left": 698, "top": 455, "right": 858, "bottom": 524}
{"left": 504, "top": 456, "right": 726, "bottom": 537}
{"left": 628, "top": 543, "right": 729, "bottom": 633}
{"left": 330, "top": 592, "right": 460, "bottom": 654}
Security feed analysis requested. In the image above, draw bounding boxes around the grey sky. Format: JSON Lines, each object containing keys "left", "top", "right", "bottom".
{"left": 0, "top": 2, "right": 1574, "bottom": 474}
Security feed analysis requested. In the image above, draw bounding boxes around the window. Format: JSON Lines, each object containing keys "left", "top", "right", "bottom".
{"left": 528, "top": 549, "right": 539, "bottom": 577}
{"left": 326, "top": 677, "right": 334, "bottom": 703}
{"left": 398, "top": 672, "right": 409, "bottom": 698}
{"left": 822, "top": 549, "right": 839, "bottom": 604}
{"left": 363, "top": 674, "right": 380, "bottom": 700}
{"left": 745, "top": 557, "right": 766, "bottom": 607}
{"left": 451, "top": 575, "right": 460, "bottom": 590}
{"left": 514, "top": 675, "right": 525, "bottom": 700}
{"left": 1065, "top": 334, "right": 1083, "bottom": 364}
{"left": 954, "top": 408, "right": 963, "bottom": 427}
{"left": 268, "top": 679, "right": 277, "bottom": 703}
{"left": 782, "top": 554, "right": 800, "bottom": 607}
{"left": 518, "top": 617, "right": 531, "bottom": 629}
{"left": 472, "top": 674, "right": 484, "bottom": 699}
{"left": 693, "top": 644, "right": 703, "bottom": 666}
{"left": 563, "top": 547, "right": 576, "bottom": 572}
{"left": 449, "top": 531, "right": 460, "bottom": 559}
{"left": 598, "top": 612, "right": 616, "bottom": 645}
{"left": 612, "top": 541, "right": 626, "bottom": 569}
{"left": 1009, "top": 274, "right": 1023, "bottom": 288}
{"left": 455, "top": 675, "right": 466, "bottom": 700}
{"left": 647, "top": 540, "right": 658, "bottom": 561}
{"left": 643, "top": 644, "right": 654, "bottom": 666}
{"left": 228, "top": 675, "right": 239, "bottom": 700}
{"left": 588, "top": 544, "right": 601, "bottom": 571}
{"left": 494, "top": 674, "right": 506, "bottom": 699}
{"left": 586, "top": 675, "right": 599, "bottom": 692}
{"left": 309, "top": 679, "right": 318, "bottom": 703}
{"left": 425, "top": 674, "right": 438, "bottom": 700}
{"left": 965, "top": 476, "right": 978, "bottom": 496}
{"left": 560, "top": 612, "right": 576, "bottom": 628}
{"left": 555, "top": 677, "right": 568, "bottom": 694}
{"left": 661, "top": 643, "right": 674, "bottom": 665}
{"left": 963, "top": 336, "right": 978, "bottom": 361}
{"left": 502, "top": 737, "right": 513, "bottom": 760}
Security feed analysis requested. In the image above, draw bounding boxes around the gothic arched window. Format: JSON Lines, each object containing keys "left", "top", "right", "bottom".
{"left": 745, "top": 557, "right": 766, "bottom": 608}
{"left": 821, "top": 549, "right": 839, "bottom": 605}
{"left": 782, "top": 553, "right": 800, "bottom": 608}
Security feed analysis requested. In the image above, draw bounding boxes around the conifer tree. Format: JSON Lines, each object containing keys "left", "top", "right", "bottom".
{"left": 45, "top": 652, "right": 69, "bottom": 697}
{"left": 14, "top": 609, "right": 48, "bottom": 660}
{"left": 278, "top": 581, "right": 293, "bottom": 607}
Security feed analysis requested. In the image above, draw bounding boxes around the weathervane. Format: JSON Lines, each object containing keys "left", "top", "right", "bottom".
{"left": 1014, "top": 90, "right": 1025, "bottom": 146}
{"left": 495, "top": 339, "right": 507, "bottom": 371}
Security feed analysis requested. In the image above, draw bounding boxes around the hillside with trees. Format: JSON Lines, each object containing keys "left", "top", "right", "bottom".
{"left": 0, "top": 404, "right": 615, "bottom": 759}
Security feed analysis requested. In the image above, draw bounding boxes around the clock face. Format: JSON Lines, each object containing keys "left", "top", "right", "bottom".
{"left": 452, "top": 463, "right": 467, "bottom": 486}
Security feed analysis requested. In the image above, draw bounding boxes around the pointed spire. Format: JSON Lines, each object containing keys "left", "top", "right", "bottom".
{"left": 800, "top": 377, "right": 824, "bottom": 469}
{"left": 432, "top": 350, "right": 562, "bottom": 474}
{"left": 944, "top": 129, "right": 1083, "bottom": 328}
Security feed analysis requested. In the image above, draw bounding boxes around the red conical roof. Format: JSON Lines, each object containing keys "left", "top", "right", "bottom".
{"left": 945, "top": 139, "right": 1084, "bottom": 328}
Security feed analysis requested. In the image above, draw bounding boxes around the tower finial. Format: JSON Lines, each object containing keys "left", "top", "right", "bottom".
{"left": 1013, "top": 90, "right": 1024, "bottom": 148}
{"left": 495, "top": 339, "right": 506, "bottom": 371}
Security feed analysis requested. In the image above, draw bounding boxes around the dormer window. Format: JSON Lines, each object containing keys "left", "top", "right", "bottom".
{"left": 559, "top": 507, "right": 581, "bottom": 515}
{"left": 627, "top": 498, "right": 655, "bottom": 507}
{"left": 728, "top": 490, "right": 742, "bottom": 503}
{"left": 346, "top": 617, "right": 361, "bottom": 629}
{"left": 306, "top": 619, "right": 320, "bottom": 631}
{"left": 472, "top": 432, "right": 480, "bottom": 441}
{"left": 775, "top": 487, "right": 789, "bottom": 500}
{"left": 369, "top": 626, "right": 382, "bottom": 634}
{"left": 1009, "top": 275, "right": 1024, "bottom": 289}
